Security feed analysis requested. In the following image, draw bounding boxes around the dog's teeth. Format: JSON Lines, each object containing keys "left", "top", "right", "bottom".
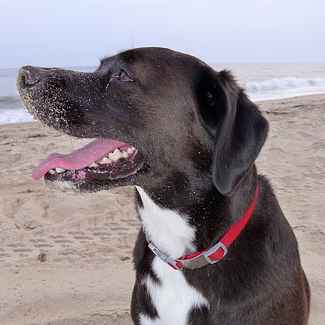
{"left": 56, "top": 168, "right": 65, "bottom": 173}
{"left": 97, "top": 147, "right": 132, "bottom": 164}
{"left": 49, "top": 169, "right": 55, "bottom": 174}
{"left": 99, "top": 157, "right": 111, "bottom": 164}
{"left": 109, "top": 149, "right": 123, "bottom": 162}
{"left": 89, "top": 162, "right": 98, "bottom": 168}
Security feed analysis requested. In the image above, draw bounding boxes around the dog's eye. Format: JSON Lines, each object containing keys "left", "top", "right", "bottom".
{"left": 106, "top": 69, "right": 134, "bottom": 89}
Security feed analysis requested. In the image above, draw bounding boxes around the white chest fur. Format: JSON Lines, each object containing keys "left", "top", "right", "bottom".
{"left": 136, "top": 187, "right": 209, "bottom": 325}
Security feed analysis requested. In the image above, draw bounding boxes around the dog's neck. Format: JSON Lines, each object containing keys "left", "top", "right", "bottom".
{"left": 136, "top": 185, "right": 196, "bottom": 259}
{"left": 135, "top": 166, "right": 258, "bottom": 259}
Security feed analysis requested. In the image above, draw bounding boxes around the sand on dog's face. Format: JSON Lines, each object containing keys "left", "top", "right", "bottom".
{"left": 16, "top": 63, "right": 148, "bottom": 193}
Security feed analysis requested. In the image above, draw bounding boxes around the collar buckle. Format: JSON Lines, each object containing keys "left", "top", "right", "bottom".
{"left": 203, "top": 241, "right": 228, "bottom": 264}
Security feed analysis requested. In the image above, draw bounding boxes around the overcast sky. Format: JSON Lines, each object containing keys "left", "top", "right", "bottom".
{"left": 0, "top": 0, "right": 324, "bottom": 68}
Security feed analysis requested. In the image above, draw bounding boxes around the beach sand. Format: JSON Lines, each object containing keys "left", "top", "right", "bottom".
{"left": 0, "top": 94, "right": 324, "bottom": 325}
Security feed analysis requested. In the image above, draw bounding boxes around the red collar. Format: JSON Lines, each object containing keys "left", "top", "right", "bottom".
{"left": 148, "top": 184, "right": 260, "bottom": 270}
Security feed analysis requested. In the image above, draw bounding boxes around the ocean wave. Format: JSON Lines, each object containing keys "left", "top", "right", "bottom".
{"left": 0, "top": 95, "right": 31, "bottom": 124}
{"left": 246, "top": 77, "right": 325, "bottom": 100}
{"left": 0, "top": 108, "right": 33, "bottom": 124}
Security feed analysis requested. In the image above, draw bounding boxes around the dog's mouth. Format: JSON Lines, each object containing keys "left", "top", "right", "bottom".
{"left": 32, "top": 138, "right": 145, "bottom": 186}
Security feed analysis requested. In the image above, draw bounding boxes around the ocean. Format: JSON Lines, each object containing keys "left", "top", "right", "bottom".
{"left": 1, "top": 64, "right": 325, "bottom": 125}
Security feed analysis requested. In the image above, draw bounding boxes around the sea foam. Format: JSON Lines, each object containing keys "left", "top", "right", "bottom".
{"left": 247, "top": 77, "right": 325, "bottom": 101}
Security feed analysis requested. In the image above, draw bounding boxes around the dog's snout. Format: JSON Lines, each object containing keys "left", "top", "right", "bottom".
{"left": 18, "top": 66, "right": 41, "bottom": 88}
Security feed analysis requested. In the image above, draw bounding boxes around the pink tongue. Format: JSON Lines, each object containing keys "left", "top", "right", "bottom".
{"left": 32, "top": 138, "right": 128, "bottom": 180}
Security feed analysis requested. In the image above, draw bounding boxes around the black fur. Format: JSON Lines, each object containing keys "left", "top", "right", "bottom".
{"left": 17, "top": 47, "right": 310, "bottom": 325}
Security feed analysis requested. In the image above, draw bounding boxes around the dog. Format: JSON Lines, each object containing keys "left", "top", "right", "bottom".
{"left": 17, "top": 47, "right": 310, "bottom": 325}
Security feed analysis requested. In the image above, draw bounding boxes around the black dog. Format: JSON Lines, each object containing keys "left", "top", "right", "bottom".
{"left": 17, "top": 47, "right": 310, "bottom": 325}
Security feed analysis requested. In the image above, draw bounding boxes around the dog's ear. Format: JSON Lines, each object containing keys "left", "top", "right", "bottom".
{"left": 196, "top": 68, "right": 269, "bottom": 195}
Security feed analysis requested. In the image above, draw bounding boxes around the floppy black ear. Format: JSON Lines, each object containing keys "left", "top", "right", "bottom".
{"left": 196, "top": 68, "right": 269, "bottom": 195}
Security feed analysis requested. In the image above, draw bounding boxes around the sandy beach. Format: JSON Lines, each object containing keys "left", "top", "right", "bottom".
{"left": 0, "top": 94, "right": 324, "bottom": 325}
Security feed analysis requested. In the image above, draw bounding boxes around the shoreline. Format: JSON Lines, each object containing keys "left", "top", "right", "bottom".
{"left": 0, "top": 94, "right": 324, "bottom": 325}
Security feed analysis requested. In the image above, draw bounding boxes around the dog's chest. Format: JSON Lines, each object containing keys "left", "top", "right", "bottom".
{"left": 140, "top": 257, "right": 208, "bottom": 325}
{"left": 136, "top": 187, "right": 209, "bottom": 325}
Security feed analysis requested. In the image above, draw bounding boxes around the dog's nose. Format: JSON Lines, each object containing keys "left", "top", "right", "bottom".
{"left": 18, "top": 66, "right": 41, "bottom": 88}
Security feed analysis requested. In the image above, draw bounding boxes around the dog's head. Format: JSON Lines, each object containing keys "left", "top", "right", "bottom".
{"left": 17, "top": 47, "right": 268, "bottom": 206}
